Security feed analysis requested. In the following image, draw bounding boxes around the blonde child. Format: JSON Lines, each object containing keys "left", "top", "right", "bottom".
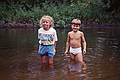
{"left": 38, "top": 15, "right": 58, "bottom": 65}
{"left": 65, "top": 18, "right": 87, "bottom": 69}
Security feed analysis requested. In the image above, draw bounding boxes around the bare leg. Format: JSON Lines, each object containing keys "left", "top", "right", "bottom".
{"left": 47, "top": 57, "right": 54, "bottom": 69}
{"left": 69, "top": 53, "right": 76, "bottom": 64}
{"left": 75, "top": 53, "right": 87, "bottom": 70}
{"left": 40, "top": 56, "right": 47, "bottom": 64}
{"left": 48, "top": 57, "right": 54, "bottom": 65}
{"left": 40, "top": 56, "right": 47, "bottom": 71}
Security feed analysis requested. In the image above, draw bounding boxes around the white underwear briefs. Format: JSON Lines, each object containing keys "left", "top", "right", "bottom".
{"left": 69, "top": 47, "right": 82, "bottom": 55}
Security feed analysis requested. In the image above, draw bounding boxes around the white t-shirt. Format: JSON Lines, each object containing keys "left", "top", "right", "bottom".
{"left": 38, "top": 27, "right": 58, "bottom": 45}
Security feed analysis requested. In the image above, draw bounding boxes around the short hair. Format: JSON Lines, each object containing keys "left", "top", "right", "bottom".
{"left": 71, "top": 18, "right": 81, "bottom": 24}
{"left": 39, "top": 15, "right": 54, "bottom": 27}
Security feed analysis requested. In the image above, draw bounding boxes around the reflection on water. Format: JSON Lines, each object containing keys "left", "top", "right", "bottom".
{"left": 0, "top": 27, "right": 120, "bottom": 80}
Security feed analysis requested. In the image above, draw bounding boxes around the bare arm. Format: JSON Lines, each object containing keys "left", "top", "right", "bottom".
{"left": 65, "top": 33, "right": 70, "bottom": 54}
{"left": 81, "top": 32, "right": 87, "bottom": 54}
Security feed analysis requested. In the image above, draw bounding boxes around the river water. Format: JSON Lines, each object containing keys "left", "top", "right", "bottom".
{"left": 0, "top": 26, "right": 120, "bottom": 80}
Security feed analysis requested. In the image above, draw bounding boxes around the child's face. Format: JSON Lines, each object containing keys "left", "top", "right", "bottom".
{"left": 42, "top": 19, "right": 51, "bottom": 30}
{"left": 71, "top": 21, "right": 81, "bottom": 32}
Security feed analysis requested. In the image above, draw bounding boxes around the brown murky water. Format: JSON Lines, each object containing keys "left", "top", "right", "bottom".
{"left": 0, "top": 26, "right": 120, "bottom": 80}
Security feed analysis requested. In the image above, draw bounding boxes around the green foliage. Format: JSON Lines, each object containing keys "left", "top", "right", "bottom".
{"left": 56, "top": 20, "right": 66, "bottom": 28}
{"left": 0, "top": 0, "right": 120, "bottom": 25}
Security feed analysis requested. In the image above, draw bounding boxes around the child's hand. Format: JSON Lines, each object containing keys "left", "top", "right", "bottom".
{"left": 64, "top": 50, "right": 68, "bottom": 54}
{"left": 64, "top": 51, "right": 69, "bottom": 57}
{"left": 64, "top": 53, "right": 70, "bottom": 58}
{"left": 83, "top": 49, "right": 86, "bottom": 54}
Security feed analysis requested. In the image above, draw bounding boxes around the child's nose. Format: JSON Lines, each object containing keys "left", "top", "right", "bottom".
{"left": 74, "top": 26, "right": 77, "bottom": 28}
{"left": 44, "top": 22, "right": 47, "bottom": 24}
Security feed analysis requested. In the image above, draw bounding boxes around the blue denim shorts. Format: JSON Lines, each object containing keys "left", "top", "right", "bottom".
{"left": 38, "top": 45, "right": 55, "bottom": 57}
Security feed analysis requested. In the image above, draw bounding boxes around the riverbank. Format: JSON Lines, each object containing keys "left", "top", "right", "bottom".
{"left": 0, "top": 20, "right": 120, "bottom": 29}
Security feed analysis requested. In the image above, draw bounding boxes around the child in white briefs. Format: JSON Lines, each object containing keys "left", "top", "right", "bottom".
{"left": 65, "top": 18, "right": 87, "bottom": 69}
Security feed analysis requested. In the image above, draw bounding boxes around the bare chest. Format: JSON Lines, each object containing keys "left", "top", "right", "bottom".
{"left": 69, "top": 34, "right": 82, "bottom": 40}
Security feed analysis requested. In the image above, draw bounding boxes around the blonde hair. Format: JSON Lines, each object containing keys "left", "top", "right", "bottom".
{"left": 39, "top": 15, "right": 54, "bottom": 27}
{"left": 72, "top": 18, "right": 81, "bottom": 24}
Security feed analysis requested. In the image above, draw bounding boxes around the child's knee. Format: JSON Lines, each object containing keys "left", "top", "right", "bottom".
{"left": 48, "top": 58, "right": 54, "bottom": 65}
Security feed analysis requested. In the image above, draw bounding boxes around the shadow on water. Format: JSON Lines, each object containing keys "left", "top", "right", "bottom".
{"left": 0, "top": 26, "right": 120, "bottom": 80}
